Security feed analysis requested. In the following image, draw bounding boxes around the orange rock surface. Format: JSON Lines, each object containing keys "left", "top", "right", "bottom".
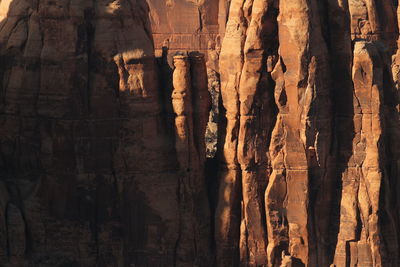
{"left": 0, "top": 0, "right": 399, "bottom": 266}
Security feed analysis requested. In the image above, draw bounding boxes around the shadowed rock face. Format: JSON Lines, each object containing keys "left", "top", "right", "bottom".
{"left": 0, "top": 0, "right": 399, "bottom": 267}
{"left": 0, "top": 0, "right": 211, "bottom": 266}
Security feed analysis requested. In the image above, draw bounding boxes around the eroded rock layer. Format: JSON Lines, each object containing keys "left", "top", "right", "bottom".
{"left": 0, "top": 0, "right": 211, "bottom": 266}
{"left": 0, "top": 0, "right": 400, "bottom": 266}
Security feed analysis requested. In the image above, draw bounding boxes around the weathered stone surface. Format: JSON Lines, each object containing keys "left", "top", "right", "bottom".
{"left": 216, "top": 0, "right": 400, "bottom": 266}
{"left": 1, "top": 0, "right": 400, "bottom": 267}
{"left": 0, "top": 0, "right": 211, "bottom": 266}
{"left": 148, "top": 0, "right": 221, "bottom": 58}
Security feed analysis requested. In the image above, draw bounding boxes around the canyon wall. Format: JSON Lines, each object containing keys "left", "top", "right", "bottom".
{"left": 0, "top": 0, "right": 211, "bottom": 266}
{"left": 0, "top": 0, "right": 399, "bottom": 267}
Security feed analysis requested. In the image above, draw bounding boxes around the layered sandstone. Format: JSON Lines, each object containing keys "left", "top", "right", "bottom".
{"left": 0, "top": 0, "right": 400, "bottom": 267}
{"left": 0, "top": 0, "right": 211, "bottom": 266}
{"left": 215, "top": 0, "right": 400, "bottom": 266}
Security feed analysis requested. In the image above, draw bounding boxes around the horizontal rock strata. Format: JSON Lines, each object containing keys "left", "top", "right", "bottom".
{"left": 0, "top": 0, "right": 400, "bottom": 266}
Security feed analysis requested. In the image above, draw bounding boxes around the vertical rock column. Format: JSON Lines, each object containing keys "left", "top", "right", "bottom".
{"left": 171, "top": 53, "right": 211, "bottom": 169}
{"left": 265, "top": 0, "right": 332, "bottom": 266}
{"left": 237, "top": 0, "right": 277, "bottom": 265}
{"left": 334, "top": 41, "right": 386, "bottom": 267}
{"left": 333, "top": 1, "right": 400, "bottom": 266}
{"left": 216, "top": 0, "right": 278, "bottom": 265}
{"left": 172, "top": 56, "right": 194, "bottom": 171}
{"left": 215, "top": 0, "right": 247, "bottom": 265}
{"left": 171, "top": 54, "right": 211, "bottom": 266}
{"left": 172, "top": 55, "right": 197, "bottom": 265}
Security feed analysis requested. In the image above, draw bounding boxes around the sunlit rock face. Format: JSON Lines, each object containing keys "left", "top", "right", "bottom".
{"left": 0, "top": 0, "right": 400, "bottom": 267}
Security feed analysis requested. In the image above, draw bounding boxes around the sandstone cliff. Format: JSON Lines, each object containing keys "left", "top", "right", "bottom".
{"left": 0, "top": 0, "right": 399, "bottom": 267}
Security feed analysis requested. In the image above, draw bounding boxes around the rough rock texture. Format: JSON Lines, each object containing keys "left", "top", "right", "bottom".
{"left": 0, "top": 0, "right": 211, "bottom": 266}
{"left": 148, "top": 0, "right": 220, "bottom": 57}
{"left": 215, "top": 0, "right": 400, "bottom": 266}
{"left": 1, "top": 0, "right": 400, "bottom": 267}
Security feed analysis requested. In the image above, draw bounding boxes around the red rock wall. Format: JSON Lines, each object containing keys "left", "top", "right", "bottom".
{"left": 0, "top": 0, "right": 399, "bottom": 267}
{"left": 0, "top": 0, "right": 211, "bottom": 266}
{"left": 216, "top": 0, "right": 400, "bottom": 266}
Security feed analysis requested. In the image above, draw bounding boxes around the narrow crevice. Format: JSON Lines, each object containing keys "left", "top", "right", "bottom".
{"left": 198, "top": 8, "right": 203, "bottom": 33}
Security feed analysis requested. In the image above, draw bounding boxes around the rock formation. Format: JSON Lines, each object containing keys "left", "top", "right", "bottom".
{"left": 0, "top": 0, "right": 211, "bottom": 266}
{"left": 0, "top": 0, "right": 400, "bottom": 267}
